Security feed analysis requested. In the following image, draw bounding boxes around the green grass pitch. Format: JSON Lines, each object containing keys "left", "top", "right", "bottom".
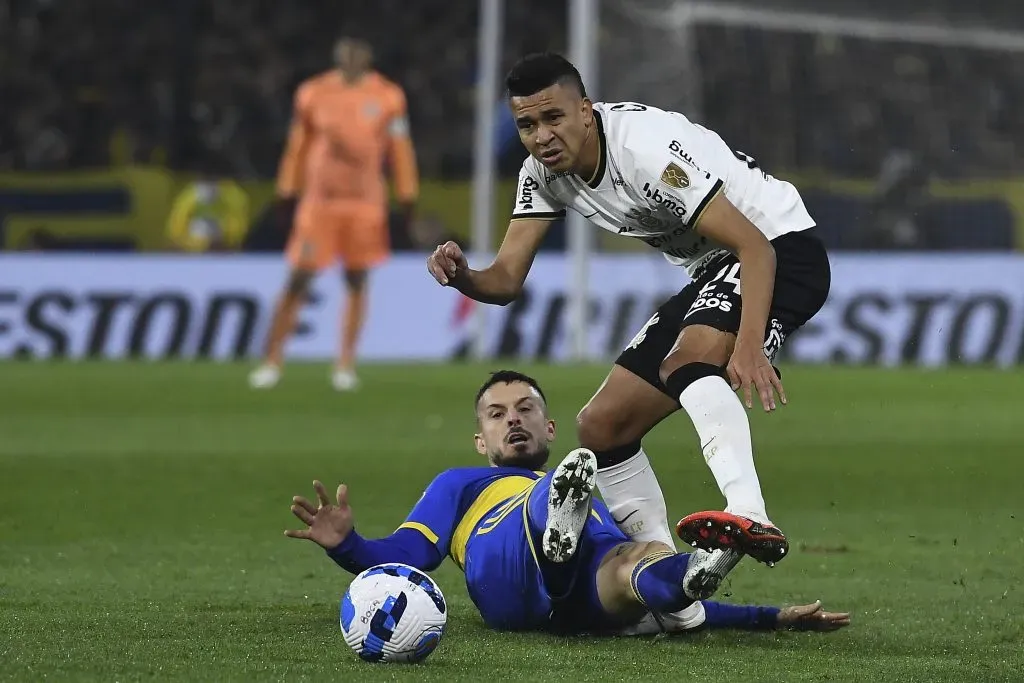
{"left": 1, "top": 362, "right": 1022, "bottom": 682}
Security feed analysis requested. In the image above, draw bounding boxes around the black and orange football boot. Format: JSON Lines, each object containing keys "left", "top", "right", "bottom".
{"left": 676, "top": 511, "right": 789, "bottom": 566}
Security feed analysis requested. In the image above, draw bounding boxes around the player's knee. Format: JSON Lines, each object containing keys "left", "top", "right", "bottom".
{"left": 576, "top": 402, "right": 627, "bottom": 454}
{"left": 616, "top": 541, "right": 674, "bottom": 587}
{"left": 658, "top": 326, "right": 733, "bottom": 386}
{"left": 344, "top": 269, "right": 368, "bottom": 293}
{"left": 286, "top": 269, "right": 314, "bottom": 297}
{"left": 658, "top": 360, "right": 725, "bottom": 402}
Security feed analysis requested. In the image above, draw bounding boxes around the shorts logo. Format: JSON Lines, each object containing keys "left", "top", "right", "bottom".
{"left": 626, "top": 313, "right": 659, "bottom": 350}
{"left": 763, "top": 318, "right": 786, "bottom": 362}
{"left": 660, "top": 162, "right": 690, "bottom": 190}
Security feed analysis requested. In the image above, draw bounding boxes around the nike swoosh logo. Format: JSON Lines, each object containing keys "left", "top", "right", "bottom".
{"left": 701, "top": 436, "right": 717, "bottom": 451}
{"left": 612, "top": 509, "right": 640, "bottom": 525}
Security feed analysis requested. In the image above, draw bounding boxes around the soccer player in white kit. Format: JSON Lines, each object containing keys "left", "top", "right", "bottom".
{"left": 426, "top": 53, "right": 831, "bottom": 586}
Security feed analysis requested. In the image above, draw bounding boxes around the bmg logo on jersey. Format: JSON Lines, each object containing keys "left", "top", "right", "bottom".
{"left": 641, "top": 183, "right": 687, "bottom": 219}
{"left": 518, "top": 177, "right": 539, "bottom": 210}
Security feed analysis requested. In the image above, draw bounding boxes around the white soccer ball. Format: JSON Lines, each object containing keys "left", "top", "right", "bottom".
{"left": 339, "top": 563, "right": 447, "bottom": 663}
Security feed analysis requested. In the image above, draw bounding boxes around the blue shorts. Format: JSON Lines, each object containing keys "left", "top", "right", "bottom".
{"left": 461, "top": 470, "right": 629, "bottom": 633}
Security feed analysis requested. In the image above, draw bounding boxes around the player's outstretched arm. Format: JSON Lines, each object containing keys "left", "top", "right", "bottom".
{"left": 426, "top": 218, "right": 551, "bottom": 305}
{"left": 699, "top": 599, "right": 850, "bottom": 632}
{"left": 695, "top": 193, "right": 785, "bottom": 412}
{"left": 285, "top": 480, "right": 443, "bottom": 575}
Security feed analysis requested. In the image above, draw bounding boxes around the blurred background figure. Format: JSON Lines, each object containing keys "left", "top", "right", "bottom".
{"left": 248, "top": 36, "right": 419, "bottom": 392}
{"left": 166, "top": 160, "right": 250, "bottom": 252}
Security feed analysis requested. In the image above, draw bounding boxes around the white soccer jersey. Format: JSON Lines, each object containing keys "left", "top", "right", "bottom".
{"left": 510, "top": 101, "right": 816, "bottom": 275}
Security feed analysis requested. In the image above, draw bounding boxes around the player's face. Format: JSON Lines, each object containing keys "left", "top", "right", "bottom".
{"left": 509, "top": 83, "right": 592, "bottom": 173}
{"left": 334, "top": 39, "right": 372, "bottom": 75}
{"left": 474, "top": 382, "right": 555, "bottom": 470}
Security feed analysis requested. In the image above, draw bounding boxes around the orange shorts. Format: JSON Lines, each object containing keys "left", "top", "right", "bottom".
{"left": 286, "top": 200, "right": 389, "bottom": 271}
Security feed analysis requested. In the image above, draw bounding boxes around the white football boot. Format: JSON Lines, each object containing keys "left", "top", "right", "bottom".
{"left": 681, "top": 547, "right": 743, "bottom": 601}
{"left": 331, "top": 368, "right": 359, "bottom": 392}
{"left": 542, "top": 448, "right": 598, "bottom": 563}
{"left": 248, "top": 364, "right": 281, "bottom": 389}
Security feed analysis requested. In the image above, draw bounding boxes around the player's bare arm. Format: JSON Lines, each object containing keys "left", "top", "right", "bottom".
{"left": 426, "top": 217, "right": 551, "bottom": 305}
{"left": 694, "top": 192, "right": 785, "bottom": 411}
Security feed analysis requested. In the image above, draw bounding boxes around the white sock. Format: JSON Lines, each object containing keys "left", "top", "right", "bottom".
{"left": 679, "top": 375, "right": 772, "bottom": 526}
{"left": 595, "top": 447, "right": 675, "bottom": 548}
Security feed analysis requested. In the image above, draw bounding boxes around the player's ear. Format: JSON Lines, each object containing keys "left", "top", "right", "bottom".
{"left": 474, "top": 432, "right": 488, "bottom": 456}
{"left": 545, "top": 419, "right": 556, "bottom": 443}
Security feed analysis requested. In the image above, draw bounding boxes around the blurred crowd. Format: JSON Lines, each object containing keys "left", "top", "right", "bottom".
{"left": 3, "top": 0, "right": 1024, "bottom": 180}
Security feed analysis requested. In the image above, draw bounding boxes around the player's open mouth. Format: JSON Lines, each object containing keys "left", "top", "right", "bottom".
{"left": 540, "top": 149, "right": 563, "bottom": 164}
{"left": 507, "top": 431, "right": 530, "bottom": 445}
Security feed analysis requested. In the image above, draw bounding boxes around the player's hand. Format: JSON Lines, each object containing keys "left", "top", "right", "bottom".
{"left": 427, "top": 241, "right": 468, "bottom": 286}
{"left": 776, "top": 601, "right": 851, "bottom": 631}
{"left": 284, "top": 480, "right": 354, "bottom": 550}
{"left": 726, "top": 339, "right": 786, "bottom": 411}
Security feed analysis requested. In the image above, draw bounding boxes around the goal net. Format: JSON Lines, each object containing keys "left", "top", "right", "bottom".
{"left": 596, "top": 0, "right": 1024, "bottom": 189}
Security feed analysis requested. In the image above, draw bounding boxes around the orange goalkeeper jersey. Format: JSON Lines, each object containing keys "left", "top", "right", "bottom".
{"left": 276, "top": 70, "right": 418, "bottom": 207}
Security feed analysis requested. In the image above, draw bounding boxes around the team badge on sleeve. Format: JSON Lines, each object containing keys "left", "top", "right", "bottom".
{"left": 660, "top": 162, "right": 690, "bottom": 190}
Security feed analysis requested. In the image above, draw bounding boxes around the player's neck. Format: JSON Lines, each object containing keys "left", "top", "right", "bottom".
{"left": 575, "top": 123, "right": 603, "bottom": 185}
{"left": 338, "top": 68, "right": 369, "bottom": 85}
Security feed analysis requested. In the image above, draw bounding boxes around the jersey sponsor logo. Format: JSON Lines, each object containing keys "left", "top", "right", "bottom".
{"left": 609, "top": 103, "right": 647, "bottom": 112}
{"left": 518, "top": 176, "right": 540, "bottom": 210}
{"left": 624, "top": 207, "right": 669, "bottom": 231}
{"left": 685, "top": 280, "right": 736, "bottom": 318}
{"left": 641, "top": 183, "right": 687, "bottom": 219}
{"left": 544, "top": 171, "right": 572, "bottom": 184}
{"left": 660, "top": 162, "right": 690, "bottom": 190}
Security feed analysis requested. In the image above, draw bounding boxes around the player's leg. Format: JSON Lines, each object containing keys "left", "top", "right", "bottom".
{"left": 249, "top": 203, "right": 333, "bottom": 388}
{"left": 592, "top": 541, "right": 736, "bottom": 628}
{"left": 333, "top": 268, "right": 368, "bottom": 391}
{"left": 577, "top": 290, "right": 697, "bottom": 547}
{"left": 333, "top": 205, "right": 389, "bottom": 391}
{"left": 668, "top": 231, "right": 831, "bottom": 564}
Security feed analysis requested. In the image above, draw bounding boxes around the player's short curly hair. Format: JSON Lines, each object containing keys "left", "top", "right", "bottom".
{"left": 474, "top": 370, "right": 548, "bottom": 413}
{"left": 505, "top": 52, "right": 587, "bottom": 99}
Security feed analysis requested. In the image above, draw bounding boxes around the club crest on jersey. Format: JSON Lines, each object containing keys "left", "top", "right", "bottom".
{"left": 660, "top": 162, "right": 690, "bottom": 190}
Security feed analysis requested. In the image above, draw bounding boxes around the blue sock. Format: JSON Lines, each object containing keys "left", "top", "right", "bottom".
{"left": 631, "top": 552, "right": 695, "bottom": 613}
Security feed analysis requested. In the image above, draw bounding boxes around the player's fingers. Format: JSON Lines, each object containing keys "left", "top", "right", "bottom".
{"left": 771, "top": 371, "right": 788, "bottom": 406}
{"left": 284, "top": 528, "right": 311, "bottom": 540}
{"left": 726, "top": 364, "right": 741, "bottom": 391}
{"left": 757, "top": 372, "right": 775, "bottom": 412}
{"left": 743, "top": 379, "right": 754, "bottom": 409}
{"left": 434, "top": 252, "right": 456, "bottom": 279}
{"left": 427, "top": 258, "right": 448, "bottom": 285}
{"left": 290, "top": 504, "right": 315, "bottom": 526}
{"left": 313, "top": 480, "right": 331, "bottom": 508}
{"left": 442, "top": 241, "right": 462, "bottom": 260}
{"left": 336, "top": 483, "right": 348, "bottom": 507}
{"left": 292, "top": 495, "right": 317, "bottom": 516}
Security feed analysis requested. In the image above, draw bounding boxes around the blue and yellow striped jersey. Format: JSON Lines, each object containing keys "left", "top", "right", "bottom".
{"left": 396, "top": 466, "right": 544, "bottom": 570}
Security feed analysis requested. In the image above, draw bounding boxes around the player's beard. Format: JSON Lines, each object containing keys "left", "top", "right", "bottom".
{"left": 493, "top": 443, "right": 550, "bottom": 471}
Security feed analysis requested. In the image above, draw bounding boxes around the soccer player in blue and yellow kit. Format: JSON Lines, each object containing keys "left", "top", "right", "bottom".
{"left": 286, "top": 371, "right": 850, "bottom": 635}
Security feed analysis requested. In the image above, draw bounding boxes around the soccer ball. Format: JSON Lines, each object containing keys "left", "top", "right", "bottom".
{"left": 339, "top": 563, "right": 447, "bottom": 663}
